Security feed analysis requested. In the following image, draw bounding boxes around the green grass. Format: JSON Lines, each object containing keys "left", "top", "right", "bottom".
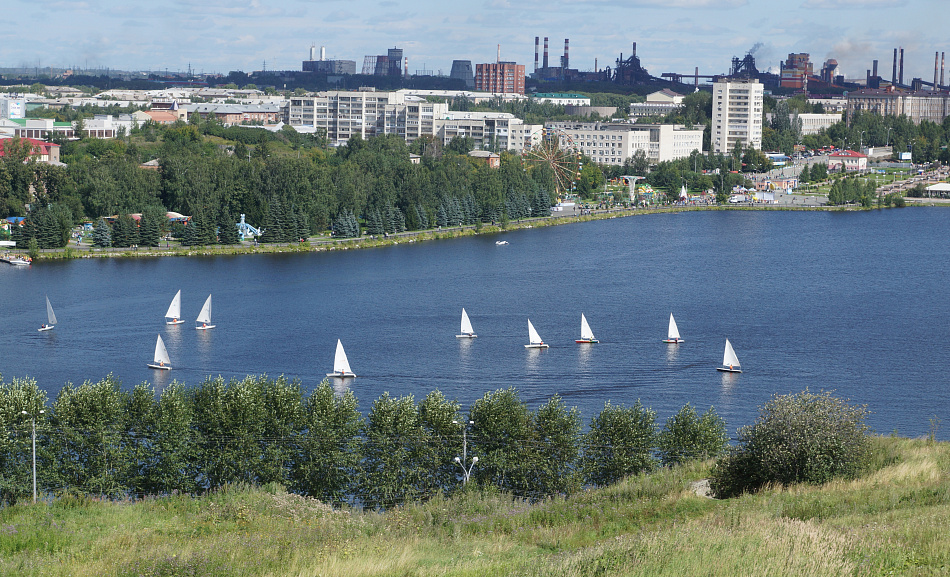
{"left": 2, "top": 437, "right": 949, "bottom": 576}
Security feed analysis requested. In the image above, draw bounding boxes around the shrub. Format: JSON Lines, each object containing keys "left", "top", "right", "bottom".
{"left": 657, "top": 404, "right": 728, "bottom": 467}
{"left": 710, "top": 390, "right": 870, "bottom": 498}
{"left": 581, "top": 401, "right": 657, "bottom": 487}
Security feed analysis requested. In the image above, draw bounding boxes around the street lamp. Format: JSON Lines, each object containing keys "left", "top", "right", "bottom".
{"left": 452, "top": 420, "right": 478, "bottom": 485}
{"left": 21, "top": 410, "right": 44, "bottom": 504}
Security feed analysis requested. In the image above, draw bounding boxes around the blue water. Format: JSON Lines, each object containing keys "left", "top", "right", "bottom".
{"left": 2, "top": 209, "right": 949, "bottom": 439}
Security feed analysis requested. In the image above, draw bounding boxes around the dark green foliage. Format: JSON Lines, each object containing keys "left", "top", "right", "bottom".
{"left": 217, "top": 208, "right": 240, "bottom": 244}
{"left": 0, "top": 377, "right": 48, "bottom": 505}
{"left": 15, "top": 204, "right": 72, "bottom": 249}
{"left": 178, "top": 218, "right": 201, "bottom": 247}
{"left": 827, "top": 177, "right": 876, "bottom": 207}
{"left": 711, "top": 390, "right": 871, "bottom": 498}
{"left": 291, "top": 381, "right": 362, "bottom": 501}
{"left": 331, "top": 209, "right": 359, "bottom": 238}
{"left": 531, "top": 395, "right": 582, "bottom": 495}
{"left": 137, "top": 206, "right": 166, "bottom": 247}
{"left": 91, "top": 217, "right": 112, "bottom": 247}
{"left": 798, "top": 163, "right": 810, "bottom": 184}
{"left": 811, "top": 162, "right": 828, "bottom": 181}
{"left": 582, "top": 401, "right": 657, "bottom": 487}
{"left": 657, "top": 404, "right": 728, "bottom": 467}
{"left": 364, "top": 208, "right": 384, "bottom": 235}
{"left": 111, "top": 214, "right": 139, "bottom": 248}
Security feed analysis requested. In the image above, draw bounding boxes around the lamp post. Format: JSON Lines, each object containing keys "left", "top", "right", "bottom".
{"left": 21, "top": 410, "right": 44, "bottom": 504}
{"left": 452, "top": 420, "right": 478, "bottom": 485}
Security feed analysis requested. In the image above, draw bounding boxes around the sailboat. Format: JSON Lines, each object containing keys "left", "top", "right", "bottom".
{"left": 147, "top": 335, "right": 172, "bottom": 370}
{"left": 195, "top": 294, "right": 215, "bottom": 330}
{"left": 165, "top": 290, "right": 185, "bottom": 325}
{"left": 456, "top": 308, "right": 477, "bottom": 338}
{"left": 525, "top": 319, "right": 549, "bottom": 349}
{"left": 662, "top": 313, "right": 684, "bottom": 343}
{"left": 575, "top": 313, "right": 599, "bottom": 343}
{"left": 39, "top": 296, "right": 57, "bottom": 331}
{"left": 717, "top": 339, "right": 742, "bottom": 373}
{"left": 327, "top": 339, "right": 356, "bottom": 378}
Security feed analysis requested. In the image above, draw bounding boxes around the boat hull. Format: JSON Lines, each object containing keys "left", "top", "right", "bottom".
{"left": 575, "top": 339, "right": 599, "bottom": 343}
{"left": 196, "top": 324, "right": 216, "bottom": 330}
{"left": 165, "top": 319, "right": 185, "bottom": 325}
{"left": 39, "top": 325, "right": 54, "bottom": 332}
{"left": 663, "top": 339, "right": 684, "bottom": 343}
{"left": 456, "top": 334, "right": 477, "bottom": 338}
{"left": 525, "top": 344, "right": 549, "bottom": 349}
{"left": 326, "top": 372, "right": 356, "bottom": 378}
{"left": 717, "top": 367, "right": 742, "bottom": 373}
{"left": 147, "top": 363, "right": 172, "bottom": 370}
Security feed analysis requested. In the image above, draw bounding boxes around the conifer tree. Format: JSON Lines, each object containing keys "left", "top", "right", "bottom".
{"left": 217, "top": 208, "right": 240, "bottom": 245}
{"left": 436, "top": 204, "right": 447, "bottom": 228}
{"left": 92, "top": 217, "right": 112, "bottom": 248}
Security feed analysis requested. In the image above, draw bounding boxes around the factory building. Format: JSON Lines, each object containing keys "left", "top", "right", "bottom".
{"left": 846, "top": 89, "right": 950, "bottom": 124}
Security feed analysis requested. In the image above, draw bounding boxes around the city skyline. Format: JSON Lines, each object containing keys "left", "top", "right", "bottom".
{"left": 2, "top": 0, "right": 946, "bottom": 85}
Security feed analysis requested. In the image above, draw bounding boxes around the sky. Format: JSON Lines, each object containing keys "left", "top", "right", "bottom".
{"left": 3, "top": 0, "right": 946, "bottom": 86}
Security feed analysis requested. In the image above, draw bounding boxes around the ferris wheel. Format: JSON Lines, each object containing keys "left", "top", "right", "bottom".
{"left": 522, "top": 127, "right": 582, "bottom": 197}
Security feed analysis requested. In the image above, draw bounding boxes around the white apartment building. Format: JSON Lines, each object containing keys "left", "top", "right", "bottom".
{"left": 285, "top": 89, "right": 541, "bottom": 151}
{"left": 547, "top": 121, "right": 704, "bottom": 165}
{"left": 0, "top": 97, "right": 27, "bottom": 119}
{"left": 712, "top": 79, "right": 763, "bottom": 154}
{"left": 794, "top": 113, "right": 842, "bottom": 135}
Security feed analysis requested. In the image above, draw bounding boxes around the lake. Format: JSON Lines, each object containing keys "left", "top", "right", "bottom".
{"left": 2, "top": 208, "right": 949, "bottom": 439}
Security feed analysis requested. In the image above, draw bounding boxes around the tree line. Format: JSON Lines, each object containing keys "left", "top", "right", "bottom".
{"left": 1, "top": 118, "right": 558, "bottom": 248}
{"left": 0, "top": 374, "right": 729, "bottom": 507}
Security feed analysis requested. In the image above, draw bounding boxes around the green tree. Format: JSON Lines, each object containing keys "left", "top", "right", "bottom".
{"left": 92, "top": 217, "right": 112, "bottom": 247}
{"left": 217, "top": 207, "right": 240, "bottom": 244}
{"left": 0, "top": 377, "right": 49, "bottom": 505}
{"left": 657, "top": 404, "right": 728, "bottom": 467}
{"left": 582, "top": 401, "right": 657, "bottom": 487}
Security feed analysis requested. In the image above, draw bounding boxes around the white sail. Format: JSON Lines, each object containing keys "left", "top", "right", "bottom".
{"left": 668, "top": 313, "right": 681, "bottom": 340}
{"left": 723, "top": 339, "right": 740, "bottom": 368}
{"left": 153, "top": 335, "right": 171, "bottom": 366}
{"left": 334, "top": 339, "right": 353, "bottom": 374}
{"left": 195, "top": 294, "right": 214, "bottom": 328}
{"left": 528, "top": 319, "right": 543, "bottom": 345}
{"left": 680, "top": 184, "right": 688, "bottom": 200}
{"left": 46, "top": 296, "right": 57, "bottom": 325}
{"left": 460, "top": 308, "right": 474, "bottom": 335}
{"left": 580, "top": 314, "right": 595, "bottom": 341}
{"left": 165, "top": 290, "right": 182, "bottom": 321}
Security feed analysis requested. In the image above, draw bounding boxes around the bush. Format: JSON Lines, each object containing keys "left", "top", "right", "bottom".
{"left": 710, "top": 390, "right": 870, "bottom": 498}
{"left": 581, "top": 401, "right": 657, "bottom": 487}
{"left": 657, "top": 404, "right": 728, "bottom": 467}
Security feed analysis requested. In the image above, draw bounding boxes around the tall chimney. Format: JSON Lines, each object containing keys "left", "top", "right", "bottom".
{"left": 320, "top": 46, "right": 326, "bottom": 61}
{"left": 595, "top": 58, "right": 598, "bottom": 73}
{"left": 404, "top": 57, "right": 408, "bottom": 77}
{"left": 936, "top": 52, "right": 940, "bottom": 89}
{"left": 893, "top": 48, "right": 898, "bottom": 84}
{"left": 872, "top": 59, "right": 878, "bottom": 78}
{"left": 310, "top": 45, "right": 315, "bottom": 61}
{"left": 900, "top": 47, "right": 906, "bottom": 85}
{"left": 695, "top": 66, "right": 699, "bottom": 87}
{"left": 497, "top": 44, "right": 500, "bottom": 64}
{"left": 564, "top": 39, "right": 569, "bottom": 71}
{"left": 942, "top": 53, "right": 946, "bottom": 87}
{"left": 543, "top": 37, "right": 549, "bottom": 69}
{"left": 632, "top": 42, "right": 637, "bottom": 58}
{"left": 867, "top": 69, "right": 871, "bottom": 85}
{"left": 534, "top": 37, "right": 539, "bottom": 72}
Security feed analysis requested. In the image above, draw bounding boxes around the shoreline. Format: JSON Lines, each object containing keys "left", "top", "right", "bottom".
{"left": 13, "top": 203, "right": 868, "bottom": 262}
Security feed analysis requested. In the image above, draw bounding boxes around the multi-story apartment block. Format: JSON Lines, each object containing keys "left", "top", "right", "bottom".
{"left": 793, "top": 113, "right": 843, "bottom": 135}
{"left": 433, "top": 111, "right": 540, "bottom": 152}
{"left": 474, "top": 62, "right": 526, "bottom": 95}
{"left": 629, "top": 89, "right": 685, "bottom": 118}
{"left": 547, "top": 122, "right": 704, "bottom": 165}
{"left": 285, "top": 89, "right": 415, "bottom": 145}
{"left": 846, "top": 89, "right": 950, "bottom": 124}
{"left": 712, "top": 79, "right": 763, "bottom": 154}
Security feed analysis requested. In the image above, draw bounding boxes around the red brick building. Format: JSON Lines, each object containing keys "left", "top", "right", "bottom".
{"left": 0, "top": 137, "right": 61, "bottom": 163}
{"left": 474, "top": 62, "right": 525, "bottom": 94}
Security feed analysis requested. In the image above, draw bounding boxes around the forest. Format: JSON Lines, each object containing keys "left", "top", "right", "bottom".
{"left": 2, "top": 117, "right": 559, "bottom": 249}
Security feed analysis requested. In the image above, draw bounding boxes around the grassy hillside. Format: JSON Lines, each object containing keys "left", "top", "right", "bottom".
{"left": 2, "top": 436, "right": 948, "bottom": 577}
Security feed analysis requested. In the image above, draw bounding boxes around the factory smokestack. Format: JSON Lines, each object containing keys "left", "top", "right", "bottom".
{"left": 563, "top": 39, "right": 569, "bottom": 71}
{"left": 497, "top": 44, "right": 500, "bottom": 64}
{"left": 936, "top": 52, "right": 940, "bottom": 89}
{"left": 942, "top": 53, "right": 946, "bottom": 87}
{"left": 872, "top": 59, "right": 878, "bottom": 78}
{"left": 310, "top": 45, "right": 315, "bottom": 61}
{"left": 893, "top": 48, "right": 898, "bottom": 84}
{"left": 543, "top": 37, "right": 549, "bottom": 69}
{"left": 320, "top": 46, "right": 326, "bottom": 61}
{"left": 404, "top": 57, "right": 408, "bottom": 77}
{"left": 595, "top": 58, "right": 598, "bottom": 73}
{"left": 632, "top": 42, "right": 637, "bottom": 58}
{"left": 899, "top": 47, "right": 904, "bottom": 85}
{"left": 695, "top": 66, "right": 699, "bottom": 87}
{"left": 534, "top": 37, "right": 539, "bottom": 72}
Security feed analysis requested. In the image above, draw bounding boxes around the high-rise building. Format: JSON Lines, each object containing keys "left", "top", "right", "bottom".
{"left": 711, "top": 78, "right": 763, "bottom": 154}
{"left": 474, "top": 62, "right": 525, "bottom": 94}
{"left": 780, "top": 53, "right": 812, "bottom": 89}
